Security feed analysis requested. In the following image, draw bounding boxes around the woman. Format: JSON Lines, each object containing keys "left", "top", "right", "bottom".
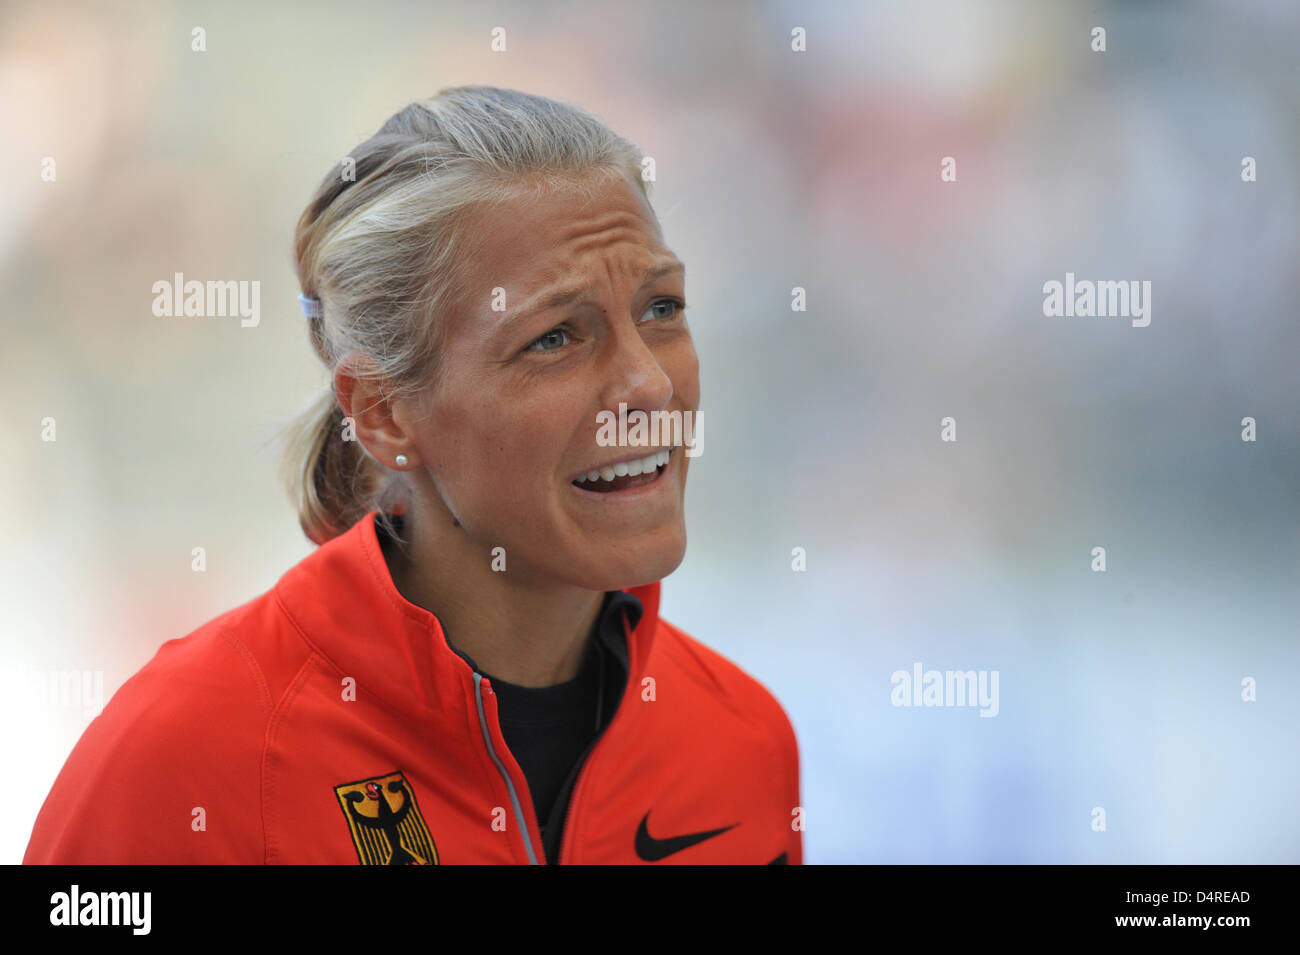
{"left": 24, "top": 86, "right": 802, "bottom": 865}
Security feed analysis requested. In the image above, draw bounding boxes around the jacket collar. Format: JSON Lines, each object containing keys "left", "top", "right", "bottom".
{"left": 272, "top": 509, "right": 661, "bottom": 722}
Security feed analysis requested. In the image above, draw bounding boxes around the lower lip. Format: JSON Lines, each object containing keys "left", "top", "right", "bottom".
{"left": 569, "top": 451, "right": 675, "bottom": 502}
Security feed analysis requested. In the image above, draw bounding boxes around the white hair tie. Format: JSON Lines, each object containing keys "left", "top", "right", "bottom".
{"left": 297, "top": 293, "right": 323, "bottom": 319}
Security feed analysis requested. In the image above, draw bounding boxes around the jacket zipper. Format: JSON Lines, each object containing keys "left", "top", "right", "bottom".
{"left": 469, "top": 671, "right": 541, "bottom": 865}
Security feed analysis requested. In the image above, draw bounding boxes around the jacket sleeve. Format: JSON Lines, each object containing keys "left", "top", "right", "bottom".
{"left": 23, "top": 628, "right": 270, "bottom": 864}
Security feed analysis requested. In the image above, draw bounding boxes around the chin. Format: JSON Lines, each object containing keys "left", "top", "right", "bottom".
{"left": 573, "top": 529, "right": 687, "bottom": 591}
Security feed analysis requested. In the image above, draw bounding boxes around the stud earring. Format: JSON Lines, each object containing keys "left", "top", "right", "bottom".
{"left": 395, "top": 454, "right": 408, "bottom": 468}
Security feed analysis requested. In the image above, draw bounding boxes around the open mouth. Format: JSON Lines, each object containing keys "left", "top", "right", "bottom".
{"left": 572, "top": 448, "right": 673, "bottom": 493}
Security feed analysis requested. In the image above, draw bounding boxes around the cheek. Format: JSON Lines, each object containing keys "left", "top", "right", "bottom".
{"left": 667, "top": 339, "right": 702, "bottom": 408}
{"left": 426, "top": 395, "right": 567, "bottom": 502}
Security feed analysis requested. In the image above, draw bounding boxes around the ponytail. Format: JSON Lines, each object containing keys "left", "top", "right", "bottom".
{"left": 278, "top": 387, "right": 394, "bottom": 546}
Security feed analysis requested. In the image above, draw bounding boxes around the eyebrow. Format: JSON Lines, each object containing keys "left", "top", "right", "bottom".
{"left": 498, "top": 260, "right": 685, "bottom": 333}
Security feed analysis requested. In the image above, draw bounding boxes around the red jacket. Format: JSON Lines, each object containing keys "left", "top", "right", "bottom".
{"left": 24, "top": 510, "right": 803, "bottom": 864}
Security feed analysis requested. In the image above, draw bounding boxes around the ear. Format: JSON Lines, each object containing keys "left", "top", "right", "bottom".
{"left": 333, "top": 358, "right": 421, "bottom": 470}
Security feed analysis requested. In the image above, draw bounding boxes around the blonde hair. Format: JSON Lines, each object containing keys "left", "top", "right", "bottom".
{"left": 279, "top": 86, "right": 653, "bottom": 546}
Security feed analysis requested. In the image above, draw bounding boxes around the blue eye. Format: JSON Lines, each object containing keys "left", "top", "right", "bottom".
{"left": 641, "top": 298, "right": 685, "bottom": 322}
{"left": 526, "top": 327, "right": 570, "bottom": 351}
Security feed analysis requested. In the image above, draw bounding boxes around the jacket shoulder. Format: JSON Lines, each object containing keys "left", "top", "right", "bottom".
{"left": 653, "top": 616, "right": 799, "bottom": 763}
{"left": 24, "top": 591, "right": 313, "bottom": 864}
{"left": 652, "top": 616, "right": 805, "bottom": 863}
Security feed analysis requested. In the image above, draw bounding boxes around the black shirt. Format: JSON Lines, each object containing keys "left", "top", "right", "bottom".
{"left": 481, "top": 589, "right": 642, "bottom": 862}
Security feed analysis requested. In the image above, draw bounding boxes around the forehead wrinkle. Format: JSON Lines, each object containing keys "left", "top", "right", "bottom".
{"left": 559, "top": 204, "right": 658, "bottom": 247}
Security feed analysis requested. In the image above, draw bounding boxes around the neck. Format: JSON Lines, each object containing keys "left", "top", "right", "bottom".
{"left": 380, "top": 505, "right": 604, "bottom": 689}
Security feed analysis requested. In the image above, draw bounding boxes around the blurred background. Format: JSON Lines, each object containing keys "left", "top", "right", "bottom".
{"left": 2, "top": 0, "right": 1298, "bottom": 864}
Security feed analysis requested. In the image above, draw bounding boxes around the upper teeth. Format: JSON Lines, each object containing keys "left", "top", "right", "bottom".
{"left": 575, "top": 449, "right": 670, "bottom": 484}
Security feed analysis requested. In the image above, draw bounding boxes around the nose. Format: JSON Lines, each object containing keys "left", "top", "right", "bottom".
{"left": 602, "top": 322, "right": 674, "bottom": 420}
